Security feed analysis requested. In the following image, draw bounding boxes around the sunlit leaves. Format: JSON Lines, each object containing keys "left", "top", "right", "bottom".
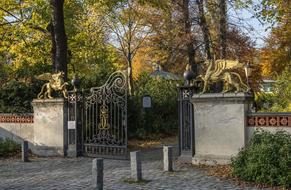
{"left": 0, "top": 0, "right": 118, "bottom": 87}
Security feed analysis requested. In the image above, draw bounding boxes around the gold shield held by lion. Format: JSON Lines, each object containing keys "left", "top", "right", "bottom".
{"left": 36, "top": 72, "right": 68, "bottom": 99}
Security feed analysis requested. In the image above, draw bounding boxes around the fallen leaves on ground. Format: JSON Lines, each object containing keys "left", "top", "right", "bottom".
{"left": 128, "top": 136, "right": 177, "bottom": 150}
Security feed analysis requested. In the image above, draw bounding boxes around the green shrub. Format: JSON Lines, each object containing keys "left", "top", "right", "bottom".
{"left": 231, "top": 130, "right": 291, "bottom": 188}
{"left": 128, "top": 73, "right": 180, "bottom": 139}
{"left": 0, "top": 138, "right": 21, "bottom": 158}
{"left": 255, "top": 92, "right": 276, "bottom": 111}
{"left": 0, "top": 79, "right": 43, "bottom": 113}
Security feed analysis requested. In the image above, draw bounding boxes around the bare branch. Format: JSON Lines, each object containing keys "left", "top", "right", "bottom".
{"left": 0, "top": 7, "right": 22, "bottom": 22}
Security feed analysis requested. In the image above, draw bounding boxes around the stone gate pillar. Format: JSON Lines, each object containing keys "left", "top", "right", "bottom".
{"left": 191, "top": 93, "right": 253, "bottom": 165}
{"left": 32, "top": 98, "right": 67, "bottom": 156}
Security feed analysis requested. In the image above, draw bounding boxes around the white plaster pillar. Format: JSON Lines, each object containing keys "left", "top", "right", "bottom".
{"left": 32, "top": 98, "right": 67, "bottom": 156}
{"left": 191, "top": 93, "right": 253, "bottom": 165}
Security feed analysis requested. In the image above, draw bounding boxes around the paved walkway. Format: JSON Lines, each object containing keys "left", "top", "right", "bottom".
{"left": 0, "top": 149, "right": 264, "bottom": 190}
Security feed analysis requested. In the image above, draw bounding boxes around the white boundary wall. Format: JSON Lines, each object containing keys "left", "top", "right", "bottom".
{"left": 0, "top": 114, "right": 34, "bottom": 143}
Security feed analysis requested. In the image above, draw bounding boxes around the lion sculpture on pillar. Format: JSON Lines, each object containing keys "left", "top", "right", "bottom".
{"left": 197, "top": 59, "right": 250, "bottom": 94}
{"left": 36, "top": 71, "right": 68, "bottom": 99}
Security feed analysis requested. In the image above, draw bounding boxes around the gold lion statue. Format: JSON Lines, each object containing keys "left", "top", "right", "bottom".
{"left": 197, "top": 59, "right": 250, "bottom": 94}
{"left": 36, "top": 71, "right": 68, "bottom": 99}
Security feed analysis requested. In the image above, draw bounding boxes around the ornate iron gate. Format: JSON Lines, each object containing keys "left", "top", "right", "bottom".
{"left": 83, "top": 70, "right": 128, "bottom": 158}
{"left": 67, "top": 70, "right": 128, "bottom": 158}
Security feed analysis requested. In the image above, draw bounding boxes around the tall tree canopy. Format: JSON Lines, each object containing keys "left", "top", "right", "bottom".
{"left": 0, "top": 0, "right": 266, "bottom": 88}
{"left": 0, "top": 0, "right": 118, "bottom": 87}
{"left": 258, "top": 1, "right": 291, "bottom": 78}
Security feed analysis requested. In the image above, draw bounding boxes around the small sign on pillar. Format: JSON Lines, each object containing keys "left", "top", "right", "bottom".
{"left": 68, "top": 121, "right": 76, "bottom": 129}
{"left": 142, "top": 95, "right": 152, "bottom": 108}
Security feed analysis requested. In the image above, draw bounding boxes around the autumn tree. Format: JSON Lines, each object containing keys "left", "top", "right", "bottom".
{"left": 0, "top": 0, "right": 51, "bottom": 81}
{"left": 133, "top": 2, "right": 182, "bottom": 74}
{"left": 0, "top": 0, "right": 69, "bottom": 79}
{"left": 100, "top": 0, "right": 151, "bottom": 95}
{"left": 133, "top": 0, "right": 200, "bottom": 76}
{"left": 69, "top": 1, "right": 118, "bottom": 87}
{"left": 196, "top": 0, "right": 212, "bottom": 60}
{"left": 131, "top": 0, "right": 258, "bottom": 79}
{"left": 256, "top": 1, "right": 291, "bottom": 78}
{"left": 0, "top": 0, "right": 263, "bottom": 87}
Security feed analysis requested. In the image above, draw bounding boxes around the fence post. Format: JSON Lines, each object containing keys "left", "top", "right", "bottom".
{"left": 67, "top": 83, "right": 83, "bottom": 157}
{"left": 22, "top": 140, "right": 29, "bottom": 162}
{"left": 92, "top": 158, "right": 103, "bottom": 190}
{"left": 130, "top": 151, "right": 142, "bottom": 181}
{"left": 163, "top": 146, "right": 173, "bottom": 171}
{"left": 178, "top": 85, "right": 195, "bottom": 157}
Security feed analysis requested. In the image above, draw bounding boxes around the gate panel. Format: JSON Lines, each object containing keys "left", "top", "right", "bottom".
{"left": 83, "top": 70, "right": 128, "bottom": 158}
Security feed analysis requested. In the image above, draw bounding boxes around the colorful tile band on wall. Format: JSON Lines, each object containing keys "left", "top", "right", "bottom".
{"left": 0, "top": 114, "right": 34, "bottom": 123}
{"left": 247, "top": 113, "right": 291, "bottom": 127}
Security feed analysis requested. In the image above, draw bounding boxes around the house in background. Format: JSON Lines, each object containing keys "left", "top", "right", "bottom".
{"left": 260, "top": 79, "right": 276, "bottom": 93}
{"left": 150, "top": 64, "right": 181, "bottom": 81}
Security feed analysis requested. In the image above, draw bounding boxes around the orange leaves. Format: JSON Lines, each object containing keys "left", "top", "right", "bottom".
{"left": 259, "top": 22, "right": 291, "bottom": 78}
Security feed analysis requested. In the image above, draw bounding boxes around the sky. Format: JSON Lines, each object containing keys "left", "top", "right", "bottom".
{"left": 229, "top": 6, "right": 271, "bottom": 48}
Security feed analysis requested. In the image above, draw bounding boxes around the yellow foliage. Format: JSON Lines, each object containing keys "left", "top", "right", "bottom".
{"left": 132, "top": 46, "right": 156, "bottom": 80}
{"left": 259, "top": 7, "right": 291, "bottom": 78}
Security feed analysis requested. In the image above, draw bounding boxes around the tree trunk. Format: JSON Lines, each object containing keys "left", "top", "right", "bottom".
{"left": 182, "top": 0, "right": 197, "bottom": 76}
{"left": 219, "top": 0, "right": 227, "bottom": 59}
{"left": 127, "top": 2, "right": 134, "bottom": 96}
{"left": 127, "top": 52, "right": 133, "bottom": 96}
{"left": 47, "top": 21, "right": 56, "bottom": 73}
{"left": 197, "top": 0, "right": 212, "bottom": 60}
{"left": 50, "top": 0, "right": 67, "bottom": 80}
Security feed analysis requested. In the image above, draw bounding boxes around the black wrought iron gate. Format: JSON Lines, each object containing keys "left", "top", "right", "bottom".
{"left": 67, "top": 70, "right": 128, "bottom": 158}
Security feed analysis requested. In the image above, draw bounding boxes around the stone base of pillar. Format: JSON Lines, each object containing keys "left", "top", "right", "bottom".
{"left": 192, "top": 154, "right": 231, "bottom": 165}
{"left": 191, "top": 93, "right": 253, "bottom": 165}
{"left": 178, "top": 152, "right": 192, "bottom": 163}
{"left": 31, "top": 98, "right": 67, "bottom": 156}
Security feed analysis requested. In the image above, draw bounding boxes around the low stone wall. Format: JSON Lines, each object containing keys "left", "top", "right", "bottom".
{"left": 0, "top": 114, "right": 34, "bottom": 143}
{"left": 246, "top": 112, "right": 291, "bottom": 140}
{"left": 1, "top": 109, "right": 290, "bottom": 160}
